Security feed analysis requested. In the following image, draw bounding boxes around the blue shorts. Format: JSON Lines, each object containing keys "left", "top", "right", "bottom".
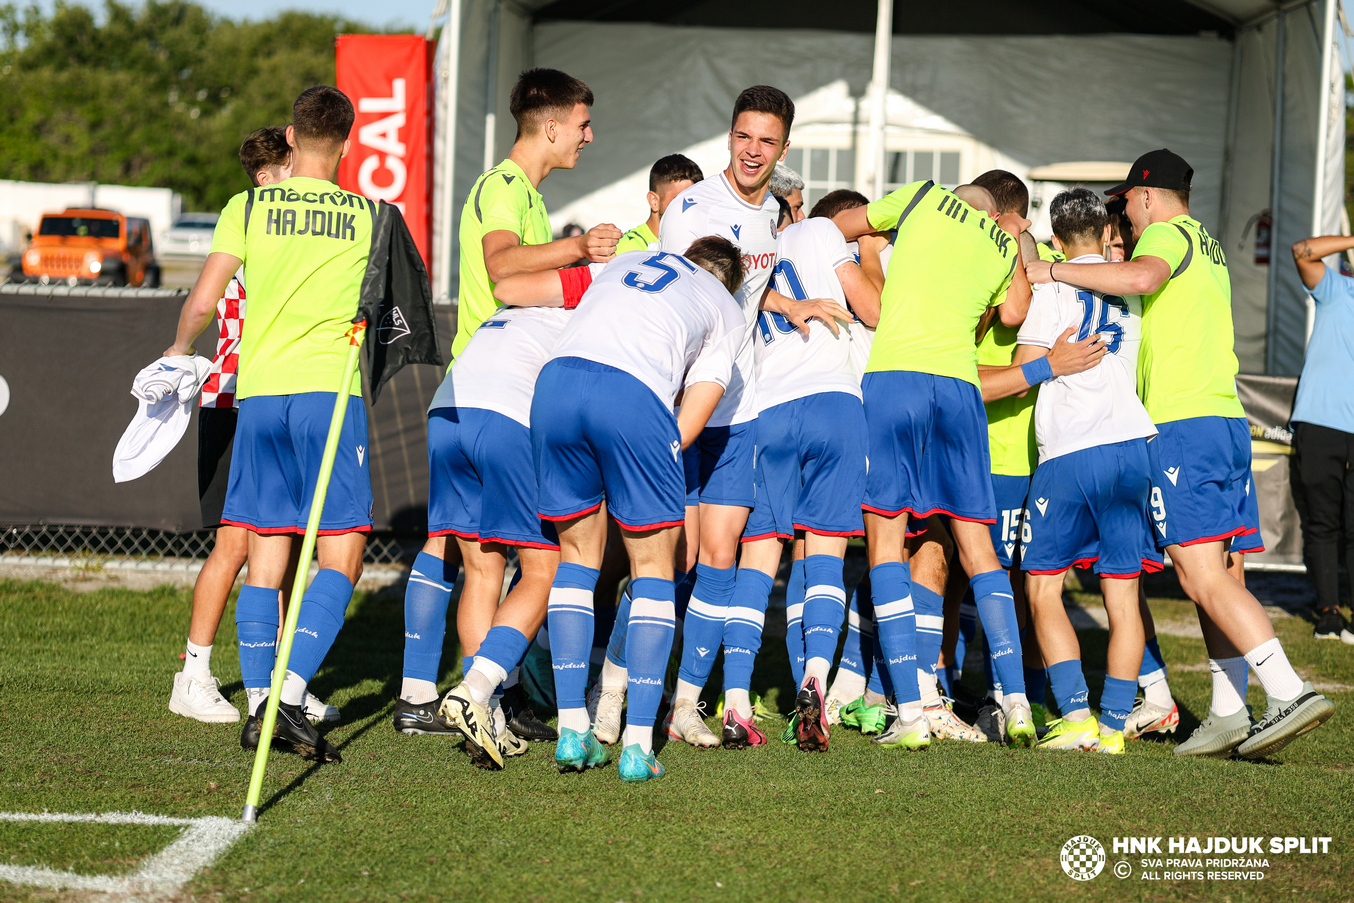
{"left": 1147, "top": 417, "right": 1253, "bottom": 549}
{"left": 742, "top": 393, "right": 867, "bottom": 541}
{"left": 532, "top": 358, "right": 686, "bottom": 532}
{"left": 222, "top": 393, "right": 373, "bottom": 535}
{"left": 988, "top": 474, "right": 1032, "bottom": 568}
{"left": 861, "top": 371, "right": 996, "bottom": 524}
{"left": 1022, "top": 439, "right": 1154, "bottom": 577}
{"left": 1232, "top": 466, "right": 1266, "bottom": 554}
{"left": 427, "top": 407, "right": 558, "bottom": 550}
{"left": 683, "top": 420, "right": 757, "bottom": 508}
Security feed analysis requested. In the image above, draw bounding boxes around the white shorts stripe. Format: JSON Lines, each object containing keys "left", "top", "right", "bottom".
{"left": 805, "top": 584, "right": 847, "bottom": 605}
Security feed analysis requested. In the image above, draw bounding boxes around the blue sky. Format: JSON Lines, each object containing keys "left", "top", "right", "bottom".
{"left": 36, "top": 1, "right": 441, "bottom": 31}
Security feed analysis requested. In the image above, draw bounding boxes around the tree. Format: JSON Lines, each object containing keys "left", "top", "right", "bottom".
{"left": 0, "top": 1, "right": 386, "bottom": 211}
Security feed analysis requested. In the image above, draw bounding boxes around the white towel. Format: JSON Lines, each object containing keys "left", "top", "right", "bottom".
{"left": 113, "top": 355, "right": 213, "bottom": 483}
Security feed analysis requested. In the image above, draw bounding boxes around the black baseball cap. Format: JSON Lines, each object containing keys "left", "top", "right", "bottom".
{"left": 1105, "top": 149, "right": 1193, "bottom": 197}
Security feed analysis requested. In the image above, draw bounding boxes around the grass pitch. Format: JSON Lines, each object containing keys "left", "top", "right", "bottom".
{"left": 0, "top": 569, "right": 1350, "bottom": 902}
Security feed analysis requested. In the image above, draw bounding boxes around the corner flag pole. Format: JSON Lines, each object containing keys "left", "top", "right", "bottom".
{"left": 242, "top": 320, "right": 367, "bottom": 825}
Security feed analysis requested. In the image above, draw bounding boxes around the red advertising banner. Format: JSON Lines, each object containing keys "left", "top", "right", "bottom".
{"left": 336, "top": 34, "right": 433, "bottom": 275}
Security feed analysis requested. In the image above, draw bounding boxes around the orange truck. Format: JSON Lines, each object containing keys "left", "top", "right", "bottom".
{"left": 15, "top": 207, "right": 160, "bottom": 287}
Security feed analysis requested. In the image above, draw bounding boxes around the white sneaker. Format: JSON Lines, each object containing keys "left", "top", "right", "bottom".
{"left": 168, "top": 673, "right": 240, "bottom": 723}
{"left": 304, "top": 692, "right": 340, "bottom": 723}
{"left": 664, "top": 699, "right": 720, "bottom": 748}
{"left": 587, "top": 683, "right": 625, "bottom": 745}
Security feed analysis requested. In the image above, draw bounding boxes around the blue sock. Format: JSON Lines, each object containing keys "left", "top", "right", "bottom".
{"left": 785, "top": 558, "right": 807, "bottom": 686}
{"left": 1024, "top": 665, "right": 1047, "bottom": 708}
{"left": 402, "top": 551, "right": 454, "bottom": 683}
{"left": 626, "top": 577, "right": 676, "bottom": 728}
{"left": 474, "top": 625, "right": 530, "bottom": 674}
{"left": 1099, "top": 676, "right": 1138, "bottom": 732}
{"left": 1140, "top": 635, "right": 1167, "bottom": 681}
{"left": 871, "top": 562, "right": 919, "bottom": 707}
{"left": 912, "top": 581, "right": 944, "bottom": 692}
{"left": 972, "top": 569, "right": 1024, "bottom": 699}
{"left": 679, "top": 564, "right": 735, "bottom": 687}
{"left": 838, "top": 585, "right": 868, "bottom": 679}
{"left": 235, "top": 584, "right": 280, "bottom": 689}
{"left": 802, "top": 555, "right": 846, "bottom": 670}
{"left": 546, "top": 562, "right": 599, "bottom": 712}
{"left": 723, "top": 568, "right": 774, "bottom": 693}
{"left": 461, "top": 655, "right": 473, "bottom": 679}
{"left": 286, "top": 568, "right": 353, "bottom": 684}
{"left": 604, "top": 586, "right": 632, "bottom": 668}
{"left": 1046, "top": 659, "right": 1090, "bottom": 717}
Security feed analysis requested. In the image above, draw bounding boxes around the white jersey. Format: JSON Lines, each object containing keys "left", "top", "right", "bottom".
{"left": 549, "top": 249, "right": 745, "bottom": 409}
{"left": 428, "top": 306, "right": 571, "bottom": 428}
{"left": 1016, "top": 253, "right": 1157, "bottom": 463}
{"left": 659, "top": 170, "right": 779, "bottom": 426}
{"left": 846, "top": 238, "right": 888, "bottom": 382}
{"left": 755, "top": 218, "right": 861, "bottom": 411}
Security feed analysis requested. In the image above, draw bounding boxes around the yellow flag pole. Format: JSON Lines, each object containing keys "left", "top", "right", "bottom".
{"left": 242, "top": 320, "right": 367, "bottom": 824}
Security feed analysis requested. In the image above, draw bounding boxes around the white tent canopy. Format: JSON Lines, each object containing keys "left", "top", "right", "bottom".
{"left": 429, "top": 0, "right": 1346, "bottom": 376}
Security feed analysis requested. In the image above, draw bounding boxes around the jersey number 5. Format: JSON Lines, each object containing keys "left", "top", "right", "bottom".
{"left": 622, "top": 252, "right": 696, "bottom": 294}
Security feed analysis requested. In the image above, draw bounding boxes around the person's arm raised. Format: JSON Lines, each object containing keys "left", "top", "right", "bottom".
{"left": 676, "top": 382, "right": 725, "bottom": 449}
{"left": 1292, "top": 235, "right": 1354, "bottom": 290}
{"left": 1027, "top": 255, "right": 1170, "bottom": 297}
{"left": 483, "top": 223, "right": 621, "bottom": 283}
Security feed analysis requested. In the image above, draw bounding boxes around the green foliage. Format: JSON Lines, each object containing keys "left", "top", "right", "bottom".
{"left": 0, "top": 1, "right": 382, "bottom": 212}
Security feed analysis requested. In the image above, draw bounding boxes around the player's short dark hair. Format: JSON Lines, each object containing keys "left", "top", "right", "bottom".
{"left": 291, "top": 86, "right": 354, "bottom": 155}
{"left": 810, "top": 189, "right": 869, "bottom": 220}
{"left": 775, "top": 195, "right": 794, "bottom": 230}
{"left": 510, "top": 68, "right": 594, "bottom": 139}
{"left": 1050, "top": 188, "right": 1108, "bottom": 247}
{"left": 685, "top": 236, "right": 744, "bottom": 294}
{"left": 239, "top": 127, "right": 291, "bottom": 187}
{"left": 730, "top": 85, "right": 794, "bottom": 142}
{"left": 649, "top": 154, "right": 703, "bottom": 193}
{"left": 1106, "top": 196, "right": 1137, "bottom": 259}
{"left": 972, "top": 169, "right": 1029, "bottom": 218}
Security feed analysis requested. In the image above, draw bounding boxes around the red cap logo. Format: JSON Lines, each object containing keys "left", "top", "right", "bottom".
{"left": 1142, "top": 169, "right": 1150, "bottom": 178}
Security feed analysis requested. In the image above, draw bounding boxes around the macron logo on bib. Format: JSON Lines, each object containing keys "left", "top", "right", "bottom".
{"left": 357, "top": 446, "right": 366, "bottom": 466}
{"left": 1164, "top": 466, "right": 1180, "bottom": 486}
{"left": 730, "top": 224, "right": 741, "bottom": 241}
{"left": 1035, "top": 498, "right": 1049, "bottom": 516}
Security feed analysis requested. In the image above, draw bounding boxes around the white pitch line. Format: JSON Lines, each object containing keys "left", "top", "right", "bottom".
{"left": 0, "top": 811, "right": 251, "bottom": 901}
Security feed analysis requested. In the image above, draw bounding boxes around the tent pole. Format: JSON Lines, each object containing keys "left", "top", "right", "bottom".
{"left": 435, "top": 0, "right": 463, "bottom": 305}
{"left": 869, "top": 0, "right": 893, "bottom": 200}
{"left": 1307, "top": 0, "right": 1338, "bottom": 347}
{"left": 1265, "top": 10, "right": 1286, "bottom": 375}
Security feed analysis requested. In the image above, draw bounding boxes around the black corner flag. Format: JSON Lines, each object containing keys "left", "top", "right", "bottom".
{"left": 355, "top": 201, "right": 444, "bottom": 402}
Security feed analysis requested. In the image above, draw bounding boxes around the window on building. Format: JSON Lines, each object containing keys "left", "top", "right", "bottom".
{"left": 783, "top": 146, "right": 964, "bottom": 210}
